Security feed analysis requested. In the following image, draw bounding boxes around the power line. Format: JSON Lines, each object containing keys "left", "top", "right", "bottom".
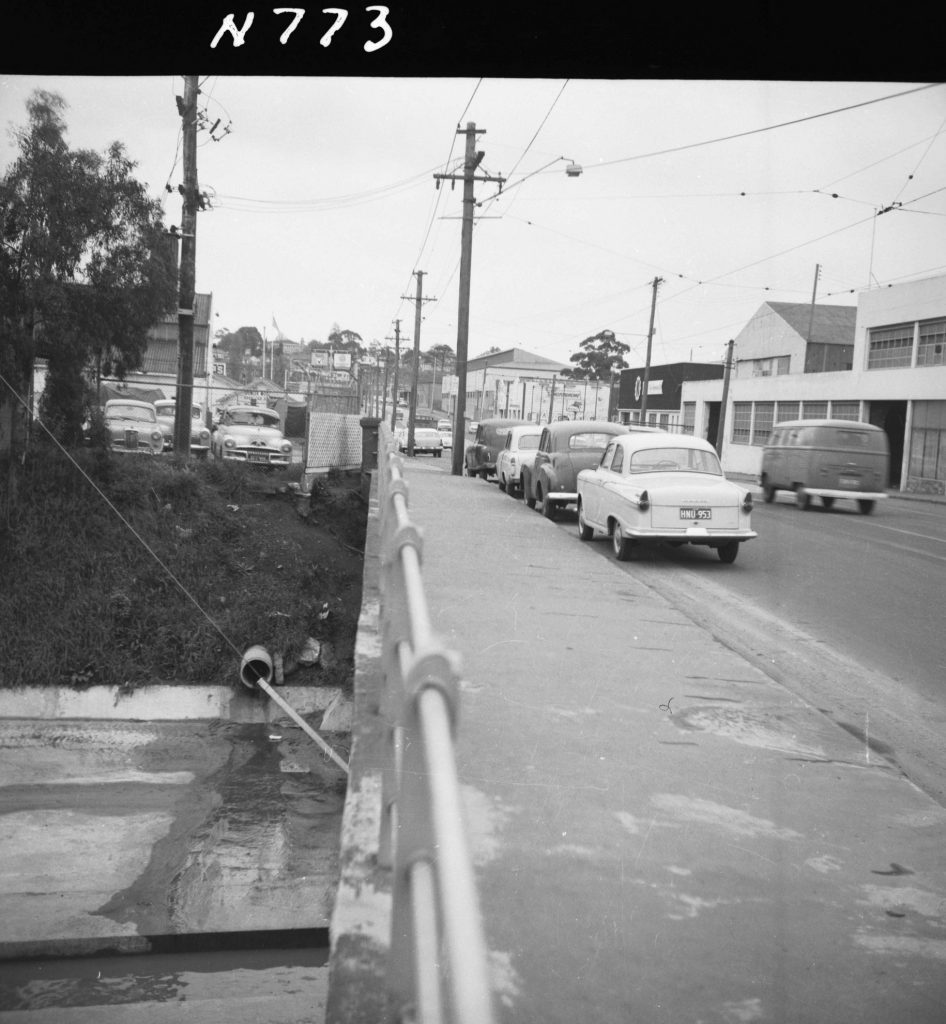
{"left": 590, "top": 84, "right": 942, "bottom": 171}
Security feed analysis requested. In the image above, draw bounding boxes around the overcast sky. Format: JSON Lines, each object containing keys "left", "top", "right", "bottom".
{"left": 2, "top": 76, "right": 944, "bottom": 369}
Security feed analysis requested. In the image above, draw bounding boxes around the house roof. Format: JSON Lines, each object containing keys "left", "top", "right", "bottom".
{"left": 765, "top": 302, "right": 856, "bottom": 346}
{"left": 468, "top": 347, "right": 568, "bottom": 372}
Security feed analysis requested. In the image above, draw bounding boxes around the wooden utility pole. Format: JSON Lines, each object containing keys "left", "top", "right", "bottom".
{"left": 173, "top": 74, "right": 199, "bottom": 456}
{"left": 388, "top": 320, "right": 404, "bottom": 432}
{"left": 715, "top": 339, "right": 735, "bottom": 456}
{"left": 640, "top": 276, "right": 663, "bottom": 422}
{"left": 434, "top": 123, "right": 505, "bottom": 475}
{"left": 403, "top": 270, "right": 435, "bottom": 456}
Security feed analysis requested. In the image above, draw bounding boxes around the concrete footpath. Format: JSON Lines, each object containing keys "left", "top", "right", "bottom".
{"left": 397, "top": 459, "right": 946, "bottom": 1024}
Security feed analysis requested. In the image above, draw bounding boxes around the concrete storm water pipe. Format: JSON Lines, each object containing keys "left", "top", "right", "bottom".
{"left": 240, "top": 645, "right": 349, "bottom": 775}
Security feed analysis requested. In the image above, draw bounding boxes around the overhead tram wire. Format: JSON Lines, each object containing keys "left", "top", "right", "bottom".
{"left": 589, "top": 83, "right": 942, "bottom": 172}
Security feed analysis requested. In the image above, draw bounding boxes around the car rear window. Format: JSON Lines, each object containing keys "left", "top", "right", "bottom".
{"left": 517, "top": 435, "right": 540, "bottom": 450}
{"left": 629, "top": 447, "right": 722, "bottom": 475}
{"left": 568, "top": 432, "right": 612, "bottom": 450}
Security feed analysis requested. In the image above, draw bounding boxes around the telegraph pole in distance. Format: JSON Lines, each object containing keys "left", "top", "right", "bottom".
{"left": 173, "top": 74, "right": 199, "bottom": 457}
{"left": 640, "top": 276, "right": 663, "bottom": 423}
{"left": 715, "top": 338, "right": 735, "bottom": 456}
{"left": 402, "top": 270, "right": 436, "bottom": 456}
{"left": 434, "top": 123, "right": 505, "bottom": 475}
{"left": 387, "top": 320, "right": 406, "bottom": 432}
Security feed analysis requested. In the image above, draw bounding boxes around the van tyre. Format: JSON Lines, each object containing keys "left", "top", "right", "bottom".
{"left": 821, "top": 496, "right": 835, "bottom": 510}
{"left": 795, "top": 486, "right": 810, "bottom": 510}
{"left": 762, "top": 479, "right": 776, "bottom": 503}
{"left": 858, "top": 499, "right": 875, "bottom": 515}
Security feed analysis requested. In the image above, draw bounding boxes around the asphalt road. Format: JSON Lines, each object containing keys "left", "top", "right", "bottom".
{"left": 442, "top": 457, "right": 946, "bottom": 806}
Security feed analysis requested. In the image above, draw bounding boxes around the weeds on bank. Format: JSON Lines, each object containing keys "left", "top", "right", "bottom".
{"left": 0, "top": 446, "right": 363, "bottom": 691}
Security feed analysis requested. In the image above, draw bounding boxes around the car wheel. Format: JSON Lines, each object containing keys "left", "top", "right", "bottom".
{"left": 465, "top": 464, "right": 476, "bottom": 477}
{"left": 523, "top": 474, "right": 536, "bottom": 509}
{"left": 762, "top": 478, "right": 776, "bottom": 503}
{"left": 498, "top": 474, "right": 506, "bottom": 492}
{"left": 821, "top": 496, "right": 835, "bottom": 510}
{"left": 858, "top": 499, "right": 875, "bottom": 515}
{"left": 612, "top": 522, "right": 633, "bottom": 561}
{"left": 795, "top": 486, "right": 810, "bottom": 510}
{"left": 717, "top": 541, "right": 739, "bottom": 564}
{"left": 542, "top": 492, "right": 557, "bottom": 519}
{"left": 577, "top": 503, "right": 594, "bottom": 541}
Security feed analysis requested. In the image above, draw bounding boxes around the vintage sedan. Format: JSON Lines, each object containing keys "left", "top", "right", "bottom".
{"left": 522, "top": 420, "right": 643, "bottom": 518}
{"left": 154, "top": 400, "right": 211, "bottom": 456}
{"left": 101, "top": 399, "right": 165, "bottom": 455}
{"left": 464, "top": 418, "right": 529, "bottom": 479}
{"left": 576, "top": 433, "right": 757, "bottom": 563}
{"left": 211, "top": 405, "right": 293, "bottom": 466}
{"left": 397, "top": 426, "right": 444, "bottom": 457}
{"left": 495, "top": 425, "right": 542, "bottom": 496}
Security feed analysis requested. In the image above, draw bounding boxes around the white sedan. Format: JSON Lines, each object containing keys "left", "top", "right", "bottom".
{"left": 576, "top": 433, "right": 757, "bottom": 563}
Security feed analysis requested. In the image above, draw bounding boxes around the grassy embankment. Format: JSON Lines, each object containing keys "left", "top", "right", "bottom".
{"left": 0, "top": 444, "right": 367, "bottom": 691}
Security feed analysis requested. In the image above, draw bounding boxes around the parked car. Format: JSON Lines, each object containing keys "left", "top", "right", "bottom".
{"left": 495, "top": 425, "right": 543, "bottom": 496}
{"left": 438, "top": 428, "right": 453, "bottom": 449}
{"left": 521, "top": 420, "right": 640, "bottom": 518}
{"left": 100, "top": 399, "right": 165, "bottom": 455}
{"left": 211, "top": 405, "right": 293, "bottom": 466}
{"left": 760, "top": 419, "right": 889, "bottom": 514}
{"left": 154, "top": 400, "right": 211, "bottom": 456}
{"left": 576, "top": 432, "right": 757, "bottom": 563}
{"left": 464, "top": 418, "right": 529, "bottom": 479}
{"left": 398, "top": 426, "right": 444, "bottom": 457}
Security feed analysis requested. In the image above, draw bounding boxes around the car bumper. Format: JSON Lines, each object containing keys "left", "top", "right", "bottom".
{"left": 798, "top": 488, "right": 887, "bottom": 501}
{"left": 547, "top": 490, "right": 578, "bottom": 504}
{"left": 220, "top": 449, "right": 291, "bottom": 465}
{"left": 621, "top": 525, "right": 758, "bottom": 543}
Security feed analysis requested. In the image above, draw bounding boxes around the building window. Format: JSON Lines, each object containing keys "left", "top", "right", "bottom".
{"left": 867, "top": 323, "right": 914, "bottom": 369}
{"left": 776, "top": 401, "right": 799, "bottom": 423}
{"left": 830, "top": 400, "right": 860, "bottom": 421}
{"left": 682, "top": 402, "right": 695, "bottom": 435}
{"left": 802, "top": 401, "right": 828, "bottom": 419}
{"left": 917, "top": 319, "right": 946, "bottom": 367}
{"left": 752, "top": 402, "right": 774, "bottom": 445}
{"left": 777, "top": 356, "right": 790, "bottom": 375}
{"left": 731, "top": 402, "right": 752, "bottom": 445}
{"left": 908, "top": 400, "right": 946, "bottom": 488}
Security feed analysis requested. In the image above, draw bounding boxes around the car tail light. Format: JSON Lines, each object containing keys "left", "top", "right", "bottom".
{"left": 742, "top": 491, "right": 753, "bottom": 513}
{"left": 638, "top": 490, "right": 650, "bottom": 512}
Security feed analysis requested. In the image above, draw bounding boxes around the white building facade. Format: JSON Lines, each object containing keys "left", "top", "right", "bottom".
{"left": 680, "top": 274, "right": 946, "bottom": 493}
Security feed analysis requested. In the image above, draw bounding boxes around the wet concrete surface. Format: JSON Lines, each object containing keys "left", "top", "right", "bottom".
{"left": 0, "top": 945, "right": 328, "bottom": 1021}
{"left": 0, "top": 717, "right": 348, "bottom": 960}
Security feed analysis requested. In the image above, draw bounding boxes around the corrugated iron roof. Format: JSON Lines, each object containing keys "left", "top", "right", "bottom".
{"left": 765, "top": 302, "right": 856, "bottom": 346}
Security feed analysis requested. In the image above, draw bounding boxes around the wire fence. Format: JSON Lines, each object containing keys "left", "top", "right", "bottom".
{"left": 375, "top": 423, "right": 496, "bottom": 1024}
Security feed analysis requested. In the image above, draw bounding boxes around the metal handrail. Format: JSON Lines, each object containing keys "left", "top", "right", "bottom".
{"left": 376, "top": 423, "right": 496, "bottom": 1024}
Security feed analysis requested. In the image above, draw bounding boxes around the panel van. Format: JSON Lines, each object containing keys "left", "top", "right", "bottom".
{"left": 760, "top": 419, "right": 889, "bottom": 514}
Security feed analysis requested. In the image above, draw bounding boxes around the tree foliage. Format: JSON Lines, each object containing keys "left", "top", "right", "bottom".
{"left": 562, "top": 329, "right": 630, "bottom": 380}
{"left": 1, "top": 90, "right": 176, "bottom": 478}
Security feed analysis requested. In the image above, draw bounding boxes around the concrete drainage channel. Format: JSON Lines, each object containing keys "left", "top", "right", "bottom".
{"left": 0, "top": 678, "right": 352, "bottom": 1018}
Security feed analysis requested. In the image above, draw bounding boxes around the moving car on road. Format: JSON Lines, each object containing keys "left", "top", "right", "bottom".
{"left": 101, "top": 399, "right": 165, "bottom": 455}
{"left": 760, "top": 419, "right": 889, "bottom": 514}
{"left": 495, "top": 425, "right": 542, "bottom": 496}
{"left": 576, "top": 432, "right": 757, "bottom": 563}
{"left": 464, "top": 418, "right": 528, "bottom": 479}
{"left": 212, "top": 405, "right": 293, "bottom": 467}
{"left": 398, "top": 426, "right": 444, "bottom": 456}
{"left": 522, "top": 420, "right": 634, "bottom": 518}
{"left": 154, "top": 400, "right": 211, "bottom": 457}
